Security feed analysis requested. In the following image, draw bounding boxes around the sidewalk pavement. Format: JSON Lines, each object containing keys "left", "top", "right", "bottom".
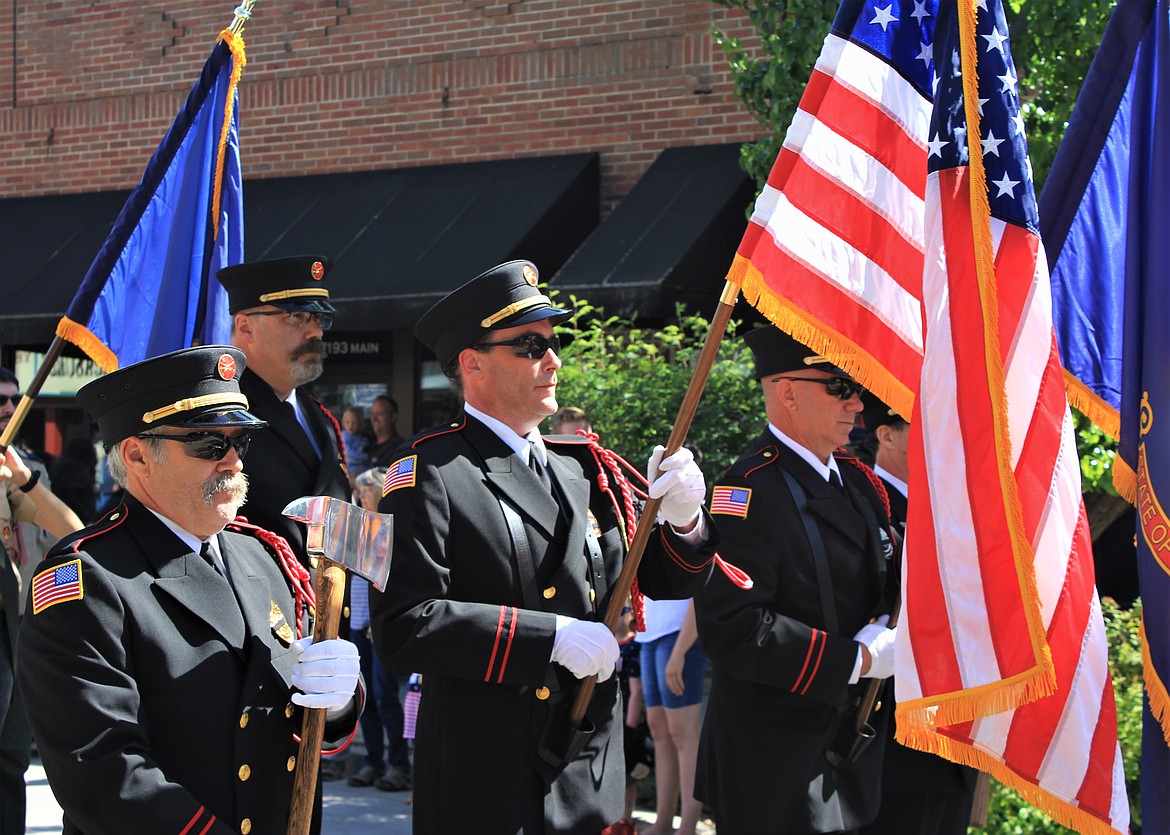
{"left": 26, "top": 751, "right": 711, "bottom": 834}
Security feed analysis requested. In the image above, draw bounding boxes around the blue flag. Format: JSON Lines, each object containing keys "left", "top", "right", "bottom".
{"left": 57, "top": 31, "right": 246, "bottom": 371}
{"left": 1039, "top": 0, "right": 1170, "bottom": 829}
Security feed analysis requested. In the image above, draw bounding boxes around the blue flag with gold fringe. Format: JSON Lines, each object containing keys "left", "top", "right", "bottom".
{"left": 56, "top": 30, "right": 246, "bottom": 372}
{"left": 1039, "top": 0, "right": 1170, "bottom": 828}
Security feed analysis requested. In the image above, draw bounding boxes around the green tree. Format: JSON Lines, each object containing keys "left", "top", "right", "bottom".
{"left": 714, "top": 0, "right": 1115, "bottom": 192}
{"left": 546, "top": 295, "right": 762, "bottom": 482}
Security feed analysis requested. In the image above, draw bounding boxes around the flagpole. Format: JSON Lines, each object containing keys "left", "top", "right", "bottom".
{"left": 2, "top": 0, "right": 257, "bottom": 452}
{"left": 568, "top": 279, "right": 741, "bottom": 728}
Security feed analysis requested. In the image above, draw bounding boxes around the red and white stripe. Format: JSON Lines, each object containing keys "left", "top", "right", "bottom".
{"left": 898, "top": 169, "right": 1128, "bottom": 830}
{"left": 733, "top": 33, "right": 930, "bottom": 414}
{"left": 732, "top": 11, "right": 1127, "bottom": 833}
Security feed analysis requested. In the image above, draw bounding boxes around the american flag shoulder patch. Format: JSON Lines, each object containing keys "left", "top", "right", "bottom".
{"left": 383, "top": 455, "right": 418, "bottom": 496}
{"left": 711, "top": 486, "right": 752, "bottom": 518}
{"left": 31, "top": 559, "right": 84, "bottom": 614}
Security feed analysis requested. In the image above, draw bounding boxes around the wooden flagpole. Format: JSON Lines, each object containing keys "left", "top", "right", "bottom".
{"left": 569, "top": 279, "right": 741, "bottom": 727}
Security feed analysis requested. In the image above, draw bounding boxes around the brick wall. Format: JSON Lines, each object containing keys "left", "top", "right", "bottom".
{"left": 0, "top": 0, "right": 763, "bottom": 212}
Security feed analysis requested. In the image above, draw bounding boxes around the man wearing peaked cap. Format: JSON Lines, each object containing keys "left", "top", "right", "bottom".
{"left": 694, "top": 326, "right": 898, "bottom": 834}
{"left": 371, "top": 260, "right": 719, "bottom": 833}
{"left": 217, "top": 256, "right": 351, "bottom": 567}
{"left": 18, "top": 346, "right": 362, "bottom": 835}
{"left": 858, "top": 393, "right": 977, "bottom": 835}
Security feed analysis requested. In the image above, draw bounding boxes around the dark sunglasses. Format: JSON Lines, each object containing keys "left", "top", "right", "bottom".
{"left": 772, "top": 376, "right": 864, "bottom": 400}
{"left": 474, "top": 333, "right": 561, "bottom": 359}
{"left": 0, "top": 393, "right": 22, "bottom": 407}
{"left": 136, "top": 431, "right": 253, "bottom": 461}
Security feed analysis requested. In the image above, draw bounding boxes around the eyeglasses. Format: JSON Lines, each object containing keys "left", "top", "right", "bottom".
{"left": 136, "top": 431, "right": 253, "bottom": 461}
{"left": 244, "top": 309, "right": 334, "bottom": 331}
{"left": 0, "top": 394, "right": 22, "bottom": 407}
{"left": 771, "top": 376, "right": 864, "bottom": 400}
{"left": 473, "top": 333, "right": 561, "bottom": 359}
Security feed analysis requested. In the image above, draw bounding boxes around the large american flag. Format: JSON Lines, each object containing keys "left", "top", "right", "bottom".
{"left": 726, "top": 0, "right": 1128, "bottom": 830}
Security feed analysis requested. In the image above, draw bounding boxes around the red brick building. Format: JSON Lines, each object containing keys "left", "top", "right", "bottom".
{"left": 1, "top": 0, "right": 764, "bottom": 444}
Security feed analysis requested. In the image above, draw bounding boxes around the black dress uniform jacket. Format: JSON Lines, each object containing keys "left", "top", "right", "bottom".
{"left": 237, "top": 369, "right": 350, "bottom": 560}
{"left": 695, "top": 431, "right": 895, "bottom": 834}
{"left": 371, "top": 414, "right": 717, "bottom": 835}
{"left": 17, "top": 496, "right": 355, "bottom": 835}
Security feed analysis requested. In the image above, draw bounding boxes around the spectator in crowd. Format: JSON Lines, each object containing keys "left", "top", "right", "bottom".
{"left": 635, "top": 598, "right": 706, "bottom": 835}
{"left": 347, "top": 468, "right": 412, "bottom": 793}
{"left": 341, "top": 406, "right": 372, "bottom": 477}
{"left": 372, "top": 260, "right": 717, "bottom": 833}
{"left": 367, "top": 395, "right": 405, "bottom": 467}
{"left": 694, "top": 327, "right": 897, "bottom": 834}
{"left": 550, "top": 405, "right": 593, "bottom": 436}
{"left": 0, "top": 366, "right": 84, "bottom": 835}
{"left": 17, "top": 346, "right": 362, "bottom": 835}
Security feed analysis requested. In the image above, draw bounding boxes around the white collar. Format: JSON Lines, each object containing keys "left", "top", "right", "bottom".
{"left": 873, "top": 464, "right": 908, "bottom": 498}
{"left": 144, "top": 506, "right": 225, "bottom": 572}
{"left": 767, "top": 423, "right": 843, "bottom": 484}
{"left": 464, "top": 403, "right": 547, "bottom": 467}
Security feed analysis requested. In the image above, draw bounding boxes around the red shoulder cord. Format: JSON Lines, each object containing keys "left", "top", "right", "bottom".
{"left": 576, "top": 432, "right": 649, "bottom": 632}
{"left": 226, "top": 519, "right": 316, "bottom": 639}
{"left": 834, "top": 450, "right": 897, "bottom": 541}
{"left": 311, "top": 396, "right": 349, "bottom": 473}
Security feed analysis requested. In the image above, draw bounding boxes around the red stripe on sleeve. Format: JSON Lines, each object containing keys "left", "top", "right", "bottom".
{"left": 792, "top": 630, "right": 820, "bottom": 693}
{"left": 485, "top": 605, "right": 507, "bottom": 682}
{"left": 496, "top": 607, "right": 519, "bottom": 683}
{"left": 800, "top": 632, "right": 828, "bottom": 696}
{"left": 179, "top": 807, "right": 206, "bottom": 835}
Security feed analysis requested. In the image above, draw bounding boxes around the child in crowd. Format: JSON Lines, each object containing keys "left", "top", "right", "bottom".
{"left": 341, "top": 406, "right": 372, "bottom": 476}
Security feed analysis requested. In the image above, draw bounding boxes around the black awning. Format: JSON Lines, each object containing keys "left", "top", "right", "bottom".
{"left": 549, "top": 143, "right": 755, "bottom": 319}
{"left": 244, "top": 153, "right": 599, "bottom": 331}
{"left": 0, "top": 153, "right": 599, "bottom": 344}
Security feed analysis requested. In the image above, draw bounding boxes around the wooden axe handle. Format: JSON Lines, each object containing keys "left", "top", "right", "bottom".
{"left": 286, "top": 557, "right": 347, "bottom": 835}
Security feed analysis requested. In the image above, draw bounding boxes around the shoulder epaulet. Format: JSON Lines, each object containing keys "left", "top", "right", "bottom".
{"left": 409, "top": 415, "right": 467, "bottom": 448}
{"left": 48, "top": 503, "right": 130, "bottom": 558}
{"left": 723, "top": 443, "right": 782, "bottom": 480}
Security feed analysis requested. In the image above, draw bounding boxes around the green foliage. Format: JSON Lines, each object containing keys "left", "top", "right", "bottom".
{"left": 711, "top": 0, "right": 840, "bottom": 186}
{"left": 712, "top": 0, "right": 1115, "bottom": 192}
{"left": 1074, "top": 411, "right": 1119, "bottom": 496}
{"left": 547, "top": 294, "right": 762, "bottom": 481}
{"left": 971, "top": 599, "right": 1143, "bottom": 834}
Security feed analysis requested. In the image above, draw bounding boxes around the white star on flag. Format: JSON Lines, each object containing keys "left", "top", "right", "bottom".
{"left": 981, "top": 130, "right": 1005, "bottom": 157}
{"left": 870, "top": 4, "right": 898, "bottom": 30}
{"left": 992, "top": 171, "right": 1019, "bottom": 198}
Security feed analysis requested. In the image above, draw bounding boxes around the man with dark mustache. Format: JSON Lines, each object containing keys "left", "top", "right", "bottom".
{"left": 217, "top": 256, "right": 351, "bottom": 567}
{"left": 18, "top": 346, "right": 362, "bottom": 835}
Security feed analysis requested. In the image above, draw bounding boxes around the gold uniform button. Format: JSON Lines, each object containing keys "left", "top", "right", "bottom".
{"left": 285, "top": 703, "right": 295, "bottom": 719}
{"left": 241, "top": 819, "right": 252, "bottom": 835}
{"left": 542, "top": 586, "right": 556, "bottom": 600}
{"left": 239, "top": 712, "right": 249, "bottom": 729}
{"left": 343, "top": 606, "right": 351, "bottom": 618}
{"left": 238, "top": 764, "right": 251, "bottom": 781}
{"left": 287, "top": 756, "right": 296, "bottom": 772}
{"left": 535, "top": 686, "right": 550, "bottom": 700}
{"left": 589, "top": 589, "right": 596, "bottom": 602}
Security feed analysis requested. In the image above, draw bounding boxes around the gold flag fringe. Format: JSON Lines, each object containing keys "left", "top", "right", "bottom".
{"left": 726, "top": 255, "right": 915, "bottom": 422}
{"left": 55, "top": 317, "right": 118, "bottom": 372}
{"left": 895, "top": 655, "right": 1056, "bottom": 730}
{"left": 211, "top": 29, "right": 246, "bottom": 240}
{"left": 1113, "top": 455, "right": 1137, "bottom": 505}
{"left": 1141, "top": 618, "right": 1170, "bottom": 746}
{"left": 955, "top": 0, "right": 1057, "bottom": 713}
{"left": 896, "top": 723, "right": 1125, "bottom": 834}
{"left": 1063, "top": 369, "right": 1121, "bottom": 441}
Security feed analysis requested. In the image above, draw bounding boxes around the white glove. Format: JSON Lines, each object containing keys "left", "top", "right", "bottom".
{"left": 854, "top": 615, "right": 897, "bottom": 680}
{"left": 551, "top": 615, "right": 620, "bottom": 681}
{"left": 646, "top": 445, "right": 705, "bottom": 529}
{"left": 290, "top": 636, "right": 361, "bottom": 710}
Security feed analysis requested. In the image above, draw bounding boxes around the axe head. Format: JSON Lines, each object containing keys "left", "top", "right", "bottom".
{"left": 282, "top": 496, "right": 393, "bottom": 591}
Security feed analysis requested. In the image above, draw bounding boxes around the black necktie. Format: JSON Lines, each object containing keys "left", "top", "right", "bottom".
{"left": 529, "top": 444, "right": 553, "bottom": 492}
{"left": 200, "top": 542, "right": 222, "bottom": 577}
{"left": 829, "top": 470, "right": 843, "bottom": 490}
